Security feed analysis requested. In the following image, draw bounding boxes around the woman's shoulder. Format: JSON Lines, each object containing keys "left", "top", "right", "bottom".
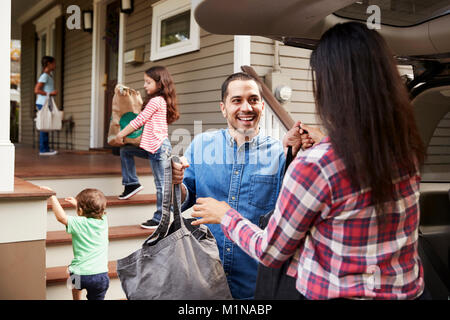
{"left": 297, "top": 138, "right": 333, "bottom": 163}
{"left": 38, "top": 73, "right": 50, "bottom": 82}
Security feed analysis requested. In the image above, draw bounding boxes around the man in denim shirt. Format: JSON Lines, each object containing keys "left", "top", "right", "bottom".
{"left": 173, "top": 72, "right": 304, "bottom": 299}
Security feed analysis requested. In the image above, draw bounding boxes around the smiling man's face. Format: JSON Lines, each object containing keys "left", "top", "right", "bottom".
{"left": 220, "top": 79, "right": 264, "bottom": 140}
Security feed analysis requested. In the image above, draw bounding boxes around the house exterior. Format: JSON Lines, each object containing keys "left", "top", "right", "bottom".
{"left": 2, "top": 0, "right": 448, "bottom": 300}
{"left": 16, "top": 0, "right": 329, "bottom": 155}
{"left": 5, "top": 0, "right": 323, "bottom": 300}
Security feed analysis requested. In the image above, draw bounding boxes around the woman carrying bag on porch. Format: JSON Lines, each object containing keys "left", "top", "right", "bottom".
{"left": 34, "top": 56, "right": 58, "bottom": 156}
{"left": 190, "top": 22, "right": 430, "bottom": 300}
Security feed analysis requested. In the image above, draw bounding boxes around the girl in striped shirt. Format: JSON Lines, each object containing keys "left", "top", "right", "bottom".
{"left": 114, "top": 66, "right": 179, "bottom": 229}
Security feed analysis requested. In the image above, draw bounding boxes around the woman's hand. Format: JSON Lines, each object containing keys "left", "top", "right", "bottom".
{"left": 191, "top": 197, "right": 231, "bottom": 225}
{"left": 299, "top": 123, "right": 326, "bottom": 150}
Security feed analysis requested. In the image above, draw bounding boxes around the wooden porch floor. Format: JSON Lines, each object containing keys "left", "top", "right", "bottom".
{"left": 14, "top": 144, "right": 151, "bottom": 178}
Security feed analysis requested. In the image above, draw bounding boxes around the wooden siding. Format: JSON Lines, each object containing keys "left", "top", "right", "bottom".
{"left": 250, "top": 36, "right": 318, "bottom": 126}
{"left": 19, "top": 0, "right": 92, "bottom": 150}
{"left": 124, "top": 0, "right": 233, "bottom": 155}
{"left": 60, "top": 0, "right": 92, "bottom": 150}
{"left": 20, "top": 21, "right": 37, "bottom": 146}
{"left": 251, "top": 38, "right": 417, "bottom": 128}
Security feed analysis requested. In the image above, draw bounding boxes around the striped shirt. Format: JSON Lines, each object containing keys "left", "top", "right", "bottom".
{"left": 129, "top": 96, "right": 168, "bottom": 153}
{"left": 221, "top": 137, "right": 424, "bottom": 300}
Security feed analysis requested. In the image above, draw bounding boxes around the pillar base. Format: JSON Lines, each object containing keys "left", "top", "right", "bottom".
{"left": 0, "top": 142, "right": 14, "bottom": 192}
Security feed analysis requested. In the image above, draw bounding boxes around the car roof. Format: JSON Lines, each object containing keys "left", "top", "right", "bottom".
{"left": 193, "top": 0, "right": 450, "bottom": 60}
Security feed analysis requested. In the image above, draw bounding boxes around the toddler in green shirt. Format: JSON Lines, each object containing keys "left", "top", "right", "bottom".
{"left": 43, "top": 187, "right": 109, "bottom": 300}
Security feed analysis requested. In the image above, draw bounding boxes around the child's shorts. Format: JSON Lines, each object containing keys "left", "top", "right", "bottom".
{"left": 69, "top": 272, "right": 110, "bottom": 300}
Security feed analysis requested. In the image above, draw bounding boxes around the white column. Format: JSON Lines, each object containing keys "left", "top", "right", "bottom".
{"left": 90, "top": 0, "right": 104, "bottom": 148}
{"left": 0, "top": 0, "right": 14, "bottom": 192}
{"left": 117, "top": 12, "right": 126, "bottom": 84}
{"left": 234, "top": 35, "right": 251, "bottom": 73}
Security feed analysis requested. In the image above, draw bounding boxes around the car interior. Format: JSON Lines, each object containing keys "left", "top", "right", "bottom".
{"left": 193, "top": 0, "right": 450, "bottom": 299}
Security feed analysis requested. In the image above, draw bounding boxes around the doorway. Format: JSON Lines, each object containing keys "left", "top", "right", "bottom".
{"left": 103, "top": 0, "right": 120, "bottom": 147}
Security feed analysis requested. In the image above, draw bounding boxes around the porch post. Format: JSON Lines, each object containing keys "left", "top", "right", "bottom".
{"left": 0, "top": 0, "right": 47, "bottom": 300}
{"left": 117, "top": 12, "right": 126, "bottom": 84}
{"left": 233, "top": 35, "right": 251, "bottom": 73}
{"left": 0, "top": 0, "right": 15, "bottom": 192}
{"left": 90, "top": 0, "right": 104, "bottom": 149}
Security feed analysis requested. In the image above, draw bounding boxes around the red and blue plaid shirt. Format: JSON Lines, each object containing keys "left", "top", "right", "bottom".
{"left": 221, "top": 137, "right": 424, "bottom": 300}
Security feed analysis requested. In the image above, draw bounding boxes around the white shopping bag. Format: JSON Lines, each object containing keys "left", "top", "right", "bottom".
{"left": 35, "top": 95, "right": 63, "bottom": 131}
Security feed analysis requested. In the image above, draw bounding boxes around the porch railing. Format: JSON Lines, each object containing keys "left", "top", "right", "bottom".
{"left": 32, "top": 115, "right": 75, "bottom": 150}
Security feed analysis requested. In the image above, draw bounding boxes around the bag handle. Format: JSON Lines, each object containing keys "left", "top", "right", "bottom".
{"left": 143, "top": 155, "right": 184, "bottom": 246}
{"left": 50, "top": 97, "right": 60, "bottom": 112}
{"left": 285, "top": 146, "right": 294, "bottom": 174}
{"left": 170, "top": 156, "right": 184, "bottom": 230}
{"left": 41, "top": 93, "right": 51, "bottom": 111}
{"left": 45, "top": 94, "right": 59, "bottom": 112}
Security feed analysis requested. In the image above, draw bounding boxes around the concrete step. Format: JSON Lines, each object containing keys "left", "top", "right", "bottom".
{"left": 27, "top": 174, "right": 155, "bottom": 198}
{"left": 46, "top": 261, "right": 126, "bottom": 300}
{"left": 46, "top": 194, "right": 157, "bottom": 232}
{"left": 46, "top": 225, "right": 154, "bottom": 268}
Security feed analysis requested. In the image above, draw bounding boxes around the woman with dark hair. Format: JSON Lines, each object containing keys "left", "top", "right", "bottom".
{"left": 114, "top": 66, "right": 179, "bottom": 229}
{"left": 190, "top": 22, "right": 428, "bottom": 299}
{"left": 34, "top": 56, "right": 58, "bottom": 155}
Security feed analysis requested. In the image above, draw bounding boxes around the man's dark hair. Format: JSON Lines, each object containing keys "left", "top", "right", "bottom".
{"left": 41, "top": 56, "right": 55, "bottom": 69}
{"left": 221, "top": 72, "right": 262, "bottom": 102}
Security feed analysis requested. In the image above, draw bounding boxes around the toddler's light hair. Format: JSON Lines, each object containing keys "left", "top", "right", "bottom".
{"left": 75, "top": 188, "right": 107, "bottom": 219}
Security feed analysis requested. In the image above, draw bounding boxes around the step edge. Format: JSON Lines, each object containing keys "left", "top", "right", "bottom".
{"left": 47, "top": 194, "right": 157, "bottom": 210}
{"left": 22, "top": 172, "right": 153, "bottom": 180}
{"left": 46, "top": 225, "right": 154, "bottom": 245}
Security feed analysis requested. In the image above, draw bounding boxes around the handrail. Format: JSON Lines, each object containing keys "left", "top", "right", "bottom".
{"left": 241, "top": 65, "right": 295, "bottom": 129}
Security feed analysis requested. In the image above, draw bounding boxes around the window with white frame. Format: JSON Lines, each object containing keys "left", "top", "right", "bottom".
{"left": 150, "top": 0, "right": 200, "bottom": 61}
{"left": 33, "top": 5, "right": 61, "bottom": 77}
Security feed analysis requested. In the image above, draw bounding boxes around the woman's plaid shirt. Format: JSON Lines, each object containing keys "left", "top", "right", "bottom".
{"left": 221, "top": 137, "right": 424, "bottom": 300}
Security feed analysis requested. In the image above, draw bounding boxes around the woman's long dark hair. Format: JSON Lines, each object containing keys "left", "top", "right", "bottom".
{"left": 144, "top": 66, "right": 179, "bottom": 124}
{"left": 310, "top": 22, "right": 425, "bottom": 222}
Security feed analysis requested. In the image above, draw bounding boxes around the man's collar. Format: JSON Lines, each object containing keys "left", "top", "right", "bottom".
{"left": 225, "top": 128, "right": 262, "bottom": 148}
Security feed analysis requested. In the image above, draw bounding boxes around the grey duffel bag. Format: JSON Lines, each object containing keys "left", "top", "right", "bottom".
{"left": 116, "top": 156, "right": 233, "bottom": 300}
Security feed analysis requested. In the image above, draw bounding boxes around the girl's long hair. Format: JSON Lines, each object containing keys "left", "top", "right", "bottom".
{"left": 144, "top": 66, "right": 179, "bottom": 124}
{"left": 310, "top": 22, "right": 425, "bottom": 223}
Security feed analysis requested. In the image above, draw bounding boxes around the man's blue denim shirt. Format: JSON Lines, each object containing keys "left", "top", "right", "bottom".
{"left": 181, "top": 129, "right": 286, "bottom": 299}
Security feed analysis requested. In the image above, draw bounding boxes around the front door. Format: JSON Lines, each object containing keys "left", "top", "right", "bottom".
{"left": 103, "top": 0, "right": 120, "bottom": 147}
